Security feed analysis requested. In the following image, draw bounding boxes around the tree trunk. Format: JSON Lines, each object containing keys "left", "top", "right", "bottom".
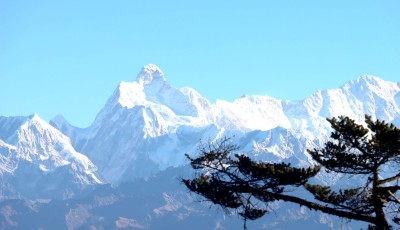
{"left": 372, "top": 168, "right": 390, "bottom": 230}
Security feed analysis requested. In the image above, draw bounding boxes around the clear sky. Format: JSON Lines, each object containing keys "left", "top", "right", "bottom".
{"left": 1, "top": 1, "right": 399, "bottom": 127}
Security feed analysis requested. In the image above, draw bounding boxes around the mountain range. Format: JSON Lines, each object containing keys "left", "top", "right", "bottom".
{"left": 0, "top": 64, "right": 399, "bottom": 229}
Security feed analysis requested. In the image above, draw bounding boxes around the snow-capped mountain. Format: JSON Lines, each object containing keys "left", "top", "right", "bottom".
{"left": 51, "top": 64, "right": 222, "bottom": 183}
{"left": 0, "top": 114, "right": 102, "bottom": 200}
{"left": 2, "top": 64, "right": 399, "bottom": 229}
{"left": 51, "top": 65, "right": 400, "bottom": 183}
{"left": 51, "top": 64, "right": 400, "bottom": 184}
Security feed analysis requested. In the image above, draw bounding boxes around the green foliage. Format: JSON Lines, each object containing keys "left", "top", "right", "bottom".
{"left": 304, "top": 184, "right": 374, "bottom": 215}
{"left": 183, "top": 116, "right": 400, "bottom": 230}
{"left": 182, "top": 137, "right": 320, "bottom": 224}
{"left": 183, "top": 174, "right": 243, "bottom": 209}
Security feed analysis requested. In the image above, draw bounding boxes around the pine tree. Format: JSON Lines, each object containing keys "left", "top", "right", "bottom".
{"left": 182, "top": 115, "right": 400, "bottom": 229}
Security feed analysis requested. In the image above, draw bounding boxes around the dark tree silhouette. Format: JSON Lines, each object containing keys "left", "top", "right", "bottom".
{"left": 182, "top": 115, "right": 400, "bottom": 230}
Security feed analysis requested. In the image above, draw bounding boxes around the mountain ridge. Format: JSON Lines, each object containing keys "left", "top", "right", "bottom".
{"left": 49, "top": 65, "right": 400, "bottom": 184}
{"left": 1, "top": 64, "right": 399, "bottom": 229}
{"left": 0, "top": 114, "right": 102, "bottom": 200}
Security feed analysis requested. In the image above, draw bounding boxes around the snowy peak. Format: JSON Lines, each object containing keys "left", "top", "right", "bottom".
{"left": 136, "top": 64, "right": 166, "bottom": 85}
{"left": 353, "top": 75, "right": 393, "bottom": 87}
{"left": 289, "top": 75, "right": 400, "bottom": 128}
{"left": 106, "top": 64, "right": 171, "bottom": 109}
{"left": 97, "top": 65, "right": 209, "bottom": 123}
{"left": 342, "top": 75, "right": 400, "bottom": 99}
{"left": 51, "top": 67, "right": 400, "bottom": 184}
{"left": 0, "top": 114, "right": 103, "bottom": 190}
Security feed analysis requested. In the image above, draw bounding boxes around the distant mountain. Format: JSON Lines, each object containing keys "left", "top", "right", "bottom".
{"left": 1, "top": 64, "right": 399, "bottom": 229}
{"left": 51, "top": 65, "right": 400, "bottom": 184}
{"left": 0, "top": 114, "right": 102, "bottom": 200}
{"left": 0, "top": 166, "right": 367, "bottom": 230}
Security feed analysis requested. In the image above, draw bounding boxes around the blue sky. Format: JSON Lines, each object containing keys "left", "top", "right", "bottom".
{"left": 1, "top": 1, "right": 399, "bottom": 127}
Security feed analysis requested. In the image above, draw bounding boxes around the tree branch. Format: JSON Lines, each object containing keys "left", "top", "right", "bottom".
{"left": 378, "top": 173, "right": 400, "bottom": 185}
{"left": 269, "top": 192, "right": 376, "bottom": 224}
{"left": 387, "top": 191, "right": 400, "bottom": 204}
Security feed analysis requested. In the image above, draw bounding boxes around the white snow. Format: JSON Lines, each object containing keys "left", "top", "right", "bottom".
{"left": 45, "top": 64, "right": 400, "bottom": 184}
{"left": 3, "top": 65, "right": 398, "bottom": 229}
{"left": 0, "top": 114, "right": 103, "bottom": 185}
